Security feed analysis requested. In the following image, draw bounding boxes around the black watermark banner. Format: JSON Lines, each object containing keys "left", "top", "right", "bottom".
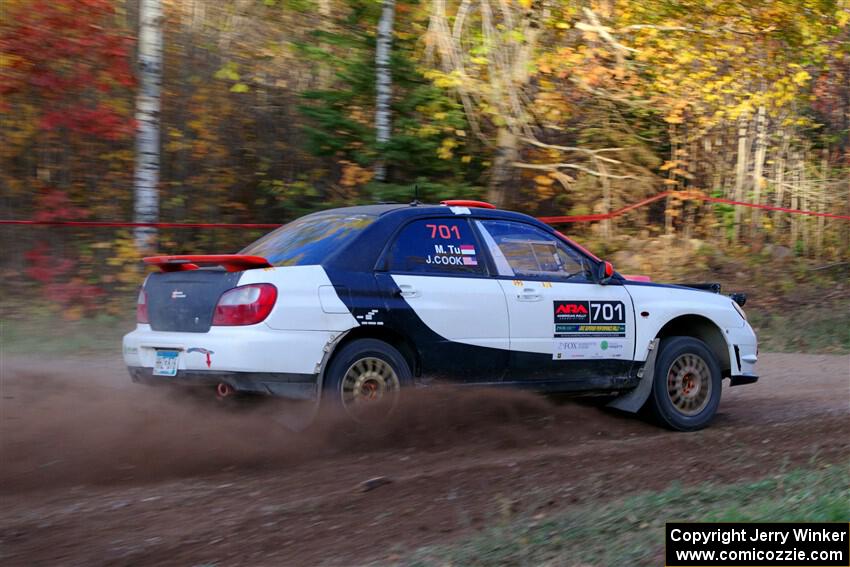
{"left": 666, "top": 523, "right": 849, "bottom": 566}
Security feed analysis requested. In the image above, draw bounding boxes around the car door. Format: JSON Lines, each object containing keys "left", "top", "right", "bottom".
{"left": 474, "top": 219, "right": 636, "bottom": 385}
{"left": 374, "top": 216, "right": 510, "bottom": 381}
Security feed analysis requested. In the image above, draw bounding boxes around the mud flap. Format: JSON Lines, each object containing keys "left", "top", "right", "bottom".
{"left": 607, "top": 338, "right": 660, "bottom": 413}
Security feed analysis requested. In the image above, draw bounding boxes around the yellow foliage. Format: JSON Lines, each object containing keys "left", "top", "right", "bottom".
{"left": 437, "top": 138, "right": 458, "bottom": 159}
{"left": 792, "top": 70, "right": 811, "bottom": 86}
{"left": 340, "top": 161, "right": 373, "bottom": 187}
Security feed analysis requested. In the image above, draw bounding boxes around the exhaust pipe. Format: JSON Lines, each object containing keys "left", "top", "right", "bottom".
{"left": 216, "top": 382, "right": 235, "bottom": 398}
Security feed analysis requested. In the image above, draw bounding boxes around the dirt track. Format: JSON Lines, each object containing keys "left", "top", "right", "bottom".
{"left": 1, "top": 353, "right": 848, "bottom": 566}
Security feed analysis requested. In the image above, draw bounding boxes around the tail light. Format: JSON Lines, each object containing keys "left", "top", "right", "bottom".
{"left": 212, "top": 284, "right": 277, "bottom": 326}
{"left": 136, "top": 289, "right": 149, "bottom": 324}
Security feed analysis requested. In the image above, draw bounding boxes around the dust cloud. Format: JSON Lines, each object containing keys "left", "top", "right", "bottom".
{"left": 1, "top": 365, "right": 613, "bottom": 491}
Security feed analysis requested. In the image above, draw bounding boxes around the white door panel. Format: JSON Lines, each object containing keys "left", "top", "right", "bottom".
{"left": 391, "top": 274, "right": 510, "bottom": 350}
{"left": 500, "top": 279, "right": 636, "bottom": 361}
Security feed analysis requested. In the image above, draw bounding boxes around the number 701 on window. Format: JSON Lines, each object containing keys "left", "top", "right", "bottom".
{"left": 426, "top": 224, "right": 461, "bottom": 239}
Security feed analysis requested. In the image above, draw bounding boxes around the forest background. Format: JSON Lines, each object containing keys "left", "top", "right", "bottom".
{"left": 1, "top": 0, "right": 848, "bottom": 352}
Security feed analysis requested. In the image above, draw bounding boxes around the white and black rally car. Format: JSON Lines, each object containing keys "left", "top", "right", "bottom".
{"left": 123, "top": 200, "right": 758, "bottom": 430}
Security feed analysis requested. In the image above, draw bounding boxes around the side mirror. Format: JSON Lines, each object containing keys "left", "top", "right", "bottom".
{"left": 596, "top": 260, "right": 614, "bottom": 285}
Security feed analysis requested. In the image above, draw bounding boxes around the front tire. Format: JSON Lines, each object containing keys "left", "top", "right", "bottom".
{"left": 647, "top": 336, "right": 722, "bottom": 431}
{"left": 322, "top": 338, "right": 412, "bottom": 422}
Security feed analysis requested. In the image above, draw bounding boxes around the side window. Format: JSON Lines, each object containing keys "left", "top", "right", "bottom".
{"left": 476, "top": 220, "right": 590, "bottom": 280}
{"left": 386, "top": 219, "right": 485, "bottom": 275}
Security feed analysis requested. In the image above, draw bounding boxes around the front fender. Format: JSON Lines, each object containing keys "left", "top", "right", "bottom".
{"left": 626, "top": 283, "right": 745, "bottom": 362}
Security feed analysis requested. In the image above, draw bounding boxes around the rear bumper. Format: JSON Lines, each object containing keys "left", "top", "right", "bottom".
{"left": 123, "top": 324, "right": 337, "bottom": 375}
{"left": 128, "top": 366, "right": 318, "bottom": 400}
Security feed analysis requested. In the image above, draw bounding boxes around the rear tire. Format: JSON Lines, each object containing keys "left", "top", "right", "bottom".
{"left": 322, "top": 338, "right": 412, "bottom": 422}
{"left": 646, "top": 336, "right": 722, "bottom": 431}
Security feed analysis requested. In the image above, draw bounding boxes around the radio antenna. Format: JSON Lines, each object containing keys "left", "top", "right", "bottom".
{"left": 411, "top": 184, "right": 421, "bottom": 206}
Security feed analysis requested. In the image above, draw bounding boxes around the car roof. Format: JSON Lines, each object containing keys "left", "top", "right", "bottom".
{"left": 318, "top": 202, "right": 561, "bottom": 272}
{"left": 313, "top": 202, "right": 551, "bottom": 228}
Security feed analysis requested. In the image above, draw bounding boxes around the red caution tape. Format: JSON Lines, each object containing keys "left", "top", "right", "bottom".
{"left": 0, "top": 220, "right": 282, "bottom": 228}
{"left": 538, "top": 190, "right": 850, "bottom": 223}
{"left": 0, "top": 190, "right": 848, "bottom": 228}
{"left": 537, "top": 192, "right": 672, "bottom": 224}
{"left": 698, "top": 195, "right": 850, "bottom": 220}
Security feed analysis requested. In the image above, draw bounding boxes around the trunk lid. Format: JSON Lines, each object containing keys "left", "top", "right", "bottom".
{"left": 144, "top": 270, "right": 242, "bottom": 333}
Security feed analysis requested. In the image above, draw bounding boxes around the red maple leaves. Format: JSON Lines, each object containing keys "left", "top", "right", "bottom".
{"left": 0, "top": 0, "right": 136, "bottom": 139}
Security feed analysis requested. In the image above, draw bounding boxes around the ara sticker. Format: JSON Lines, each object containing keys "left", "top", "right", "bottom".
{"left": 449, "top": 206, "right": 471, "bottom": 215}
{"left": 187, "top": 347, "right": 214, "bottom": 368}
{"left": 512, "top": 280, "right": 524, "bottom": 287}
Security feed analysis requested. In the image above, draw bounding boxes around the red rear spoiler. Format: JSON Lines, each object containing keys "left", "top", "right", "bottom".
{"left": 143, "top": 255, "right": 272, "bottom": 273}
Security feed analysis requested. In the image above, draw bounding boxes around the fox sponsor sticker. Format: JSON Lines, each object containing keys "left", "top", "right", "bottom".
{"left": 553, "top": 339, "right": 629, "bottom": 360}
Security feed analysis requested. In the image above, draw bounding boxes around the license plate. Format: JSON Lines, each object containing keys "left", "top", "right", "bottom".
{"left": 153, "top": 350, "right": 179, "bottom": 377}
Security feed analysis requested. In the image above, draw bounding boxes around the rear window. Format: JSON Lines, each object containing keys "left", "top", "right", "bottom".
{"left": 240, "top": 212, "right": 375, "bottom": 266}
{"left": 385, "top": 218, "right": 485, "bottom": 275}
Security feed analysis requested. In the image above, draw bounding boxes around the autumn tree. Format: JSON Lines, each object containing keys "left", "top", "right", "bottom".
{"left": 298, "top": 0, "right": 481, "bottom": 201}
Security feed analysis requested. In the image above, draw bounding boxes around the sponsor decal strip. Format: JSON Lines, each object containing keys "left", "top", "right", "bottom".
{"left": 552, "top": 300, "right": 628, "bottom": 359}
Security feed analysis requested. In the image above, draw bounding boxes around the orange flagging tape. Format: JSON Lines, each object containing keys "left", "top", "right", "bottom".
{"left": 1, "top": 191, "right": 848, "bottom": 228}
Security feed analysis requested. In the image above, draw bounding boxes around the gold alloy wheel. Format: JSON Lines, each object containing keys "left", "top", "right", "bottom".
{"left": 340, "top": 357, "right": 401, "bottom": 418}
{"left": 666, "top": 353, "right": 712, "bottom": 416}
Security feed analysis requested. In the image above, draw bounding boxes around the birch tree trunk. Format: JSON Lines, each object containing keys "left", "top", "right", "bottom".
{"left": 772, "top": 128, "right": 790, "bottom": 229}
{"left": 134, "top": 0, "right": 163, "bottom": 251}
{"left": 595, "top": 155, "right": 612, "bottom": 239}
{"left": 317, "top": 0, "right": 332, "bottom": 88}
{"left": 732, "top": 114, "right": 749, "bottom": 242}
{"left": 751, "top": 104, "right": 767, "bottom": 229}
{"left": 817, "top": 148, "right": 827, "bottom": 257}
{"left": 373, "top": 0, "right": 395, "bottom": 183}
{"left": 488, "top": 127, "right": 517, "bottom": 207}
{"left": 790, "top": 152, "right": 800, "bottom": 249}
{"left": 665, "top": 126, "right": 679, "bottom": 235}
{"left": 800, "top": 150, "right": 810, "bottom": 256}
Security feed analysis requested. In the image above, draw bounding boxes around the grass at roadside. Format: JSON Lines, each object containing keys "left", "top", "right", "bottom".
{"left": 749, "top": 299, "right": 850, "bottom": 354}
{"left": 405, "top": 465, "right": 850, "bottom": 567}
{"left": 1, "top": 315, "right": 133, "bottom": 356}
